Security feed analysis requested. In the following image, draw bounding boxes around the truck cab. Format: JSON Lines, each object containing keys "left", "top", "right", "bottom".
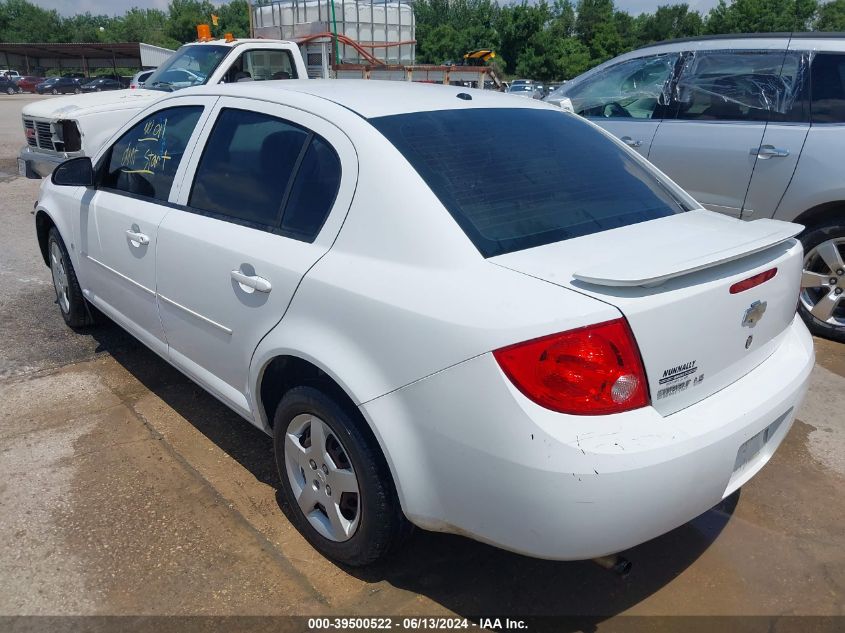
{"left": 18, "top": 38, "right": 307, "bottom": 179}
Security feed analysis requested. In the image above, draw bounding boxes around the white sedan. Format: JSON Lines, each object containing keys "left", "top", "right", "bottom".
{"left": 36, "top": 80, "right": 814, "bottom": 566}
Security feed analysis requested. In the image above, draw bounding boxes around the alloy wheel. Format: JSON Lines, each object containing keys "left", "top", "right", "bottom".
{"left": 800, "top": 237, "right": 845, "bottom": 327}
{"left": 49, "top": 241, "right": 70, "bottom": 315}
{"left": 284, "top": 413, "right": 361, "bottom": 542}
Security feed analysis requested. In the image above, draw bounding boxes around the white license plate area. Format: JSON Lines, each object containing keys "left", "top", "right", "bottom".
{"left": 733, "top": 411, "right": 788, "bottom": 475}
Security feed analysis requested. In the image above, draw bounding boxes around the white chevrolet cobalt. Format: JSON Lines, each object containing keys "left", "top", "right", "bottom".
{"left": 36, "top": 80, "right": 814, "bottom": 566}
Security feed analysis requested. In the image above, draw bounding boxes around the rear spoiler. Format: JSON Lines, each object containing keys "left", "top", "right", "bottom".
{"left": 573, "top": 211, "right": 803, "bottom": 288}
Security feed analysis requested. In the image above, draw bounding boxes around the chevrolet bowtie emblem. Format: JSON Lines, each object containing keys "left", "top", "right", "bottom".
{"left": 742, "top": 300, "right": 767, "bottom": 328}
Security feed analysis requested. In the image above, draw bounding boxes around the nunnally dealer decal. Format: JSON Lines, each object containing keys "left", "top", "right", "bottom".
{"left": 656, "top": 359, "right": 704, "bottom": 400}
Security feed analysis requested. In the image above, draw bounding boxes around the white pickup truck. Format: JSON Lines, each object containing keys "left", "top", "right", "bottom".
{"left": 18, "top": 38, "right": 307, "bottom": 178}
{"left": 18, "top": 35, "right": 504, "bottom": 179}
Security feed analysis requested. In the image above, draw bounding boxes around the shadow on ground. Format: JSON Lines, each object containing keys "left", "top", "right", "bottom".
{"left": 91, "top": 325, "right": 738, "bottom": 629}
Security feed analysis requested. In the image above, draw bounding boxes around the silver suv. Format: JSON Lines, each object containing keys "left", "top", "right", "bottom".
{"left": 547, "top": 33, "right": 845, "bottom": 342}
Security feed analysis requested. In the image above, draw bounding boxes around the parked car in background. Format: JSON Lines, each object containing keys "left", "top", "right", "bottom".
{"left": 507, "top": 83, "right": 543, "bottom": 99}
{"left": 1, "top": 69, "right": 21, "bottom": 80}
{"left": 130, "top": 69, "right": 155, "bottom": 89}
{"left": 37, "top": 80, "right": 813, "bottom": 567}
{"left": 0, "top": 76, "right": 20, "bottom": 94}
{"left": 36, "top": 77, "right": 81, "bottom": 95}
{"left": 150, "top": 67, "right": 204, "bottom": 90}
{"left": 80, "top": 77, "right": 123, "bottom": 93}
{"left": 16, "top": 76, "right": 45, "bottom": 93}
{"left": 546, "top": 33, "right": 845, "bottom": 342}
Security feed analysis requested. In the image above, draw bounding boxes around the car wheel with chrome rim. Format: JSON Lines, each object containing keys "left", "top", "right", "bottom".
{"left": 799, "top": 224, "right": 845, "bottom": 342}
{"left": 273, "top": 385, "right": 409, "bottom": 566}
{"left": 47, "top": 227, "right": 97, "bottom": 329}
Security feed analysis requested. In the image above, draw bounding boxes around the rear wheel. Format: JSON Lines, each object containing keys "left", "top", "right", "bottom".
{"left": 273, "top": 386, "right": 408, "bottom": 566}
{"left": 74, "top": 87, "right": 81, "bottom": 94}
{"left": 799, "top": 222, "right": 845, "bottom": 342}
{"left": 6, "top": 87, "right": 13, "bottom": 95}
{"left": 47, "top": 227, "right": 97, "bottom": 329}
{"left": 51, "top": 88, "right": 57, "bottom": 95}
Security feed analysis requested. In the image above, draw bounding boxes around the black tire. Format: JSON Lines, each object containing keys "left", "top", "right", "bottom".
{"left": 273, "top": 385, "right": 409, "bottom": 566}
{"left": 6, "top": 87, "right": 13, "bottom": 95}
{"left": 51, "top": 88, "right": 57, "bottom": 95}
{"left": 47, "top": 227, "right": 98, "bottom": 329}
{"left": 74, "top": 87, "right": 81, "bottom": 94}
{"left": 798, "top": 221, "right": 845, "bottom": 343}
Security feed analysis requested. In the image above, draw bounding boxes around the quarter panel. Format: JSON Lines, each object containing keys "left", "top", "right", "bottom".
{"left": 773, "top": 124, "right": 845, "bottom": 222}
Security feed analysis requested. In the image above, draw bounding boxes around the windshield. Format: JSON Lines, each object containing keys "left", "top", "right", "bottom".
{"left": 145, "top": 44, "right": 229, "bottom": 92}
{"left": 370, "top": 108, "right": 686, "bottom": 257}
{"left": 508, "top": 85, "right": 534, "bottom": 93}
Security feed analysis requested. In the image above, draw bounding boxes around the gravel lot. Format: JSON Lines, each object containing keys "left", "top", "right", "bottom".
{"left": 0, "top": 94, "right": 843, "bottom": 627}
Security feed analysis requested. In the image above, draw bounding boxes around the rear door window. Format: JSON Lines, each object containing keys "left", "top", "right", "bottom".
{"left": 188, "top": 108, "right": 341, "bottom": 240}
{"left": 99, "top": 105, "right": 203, "bottom": 201}
{"left": 370, "top": 108, "right": 687, "bottom": 258}
{"left": 673, "top": 50, "right": 808, "bottom": 123}
{"left": 811, "top": 53, "right": 845, "bottom": 123}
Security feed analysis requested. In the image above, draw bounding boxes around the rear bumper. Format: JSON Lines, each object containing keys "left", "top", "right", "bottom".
{"left": 362, "top": 315, "right": 814, "bottom": 560}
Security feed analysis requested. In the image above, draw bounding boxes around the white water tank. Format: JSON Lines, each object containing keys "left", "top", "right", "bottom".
{"left": 253, "top": 0, "right": 415, "bottom": 64}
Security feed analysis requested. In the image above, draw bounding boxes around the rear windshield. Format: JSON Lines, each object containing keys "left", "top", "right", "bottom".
{"left": 370, "top": 108, "right": 686, "bottom": 257}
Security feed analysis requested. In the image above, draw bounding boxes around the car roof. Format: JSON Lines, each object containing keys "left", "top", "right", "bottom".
{"left": 639, "top": 31, "right": 845, "bottom": 49}
{"left": 631, "top": 32, "right": 845, "bottom": 56}
{"left": 178, "top": 79, "right": 553, "bottom": 119}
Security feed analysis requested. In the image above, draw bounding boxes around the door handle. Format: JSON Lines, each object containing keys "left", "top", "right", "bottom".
{"left": 125, "top": 229, "right": 150, "bottom": 246}
{"left": 620, "top": 136, "right": 643, "bottom": 148}
{"left": 231, "top": 269, "right": 272, "bottom": 293}
{"left": 752, "top": 145, "right": 789, "bottom": 159}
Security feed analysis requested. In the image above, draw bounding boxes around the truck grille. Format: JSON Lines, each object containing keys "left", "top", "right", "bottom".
{"left": 35, "top": 121, "right": 54, "bottom": 151}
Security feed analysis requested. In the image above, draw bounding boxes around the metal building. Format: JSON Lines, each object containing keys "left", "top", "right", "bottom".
{"left": 0, "top": 42, "right": 174, "bottom": 76}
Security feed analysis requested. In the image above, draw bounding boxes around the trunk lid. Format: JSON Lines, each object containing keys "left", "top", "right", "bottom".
{"left": 491, "top": 210, "right": 804, "bottom": 416}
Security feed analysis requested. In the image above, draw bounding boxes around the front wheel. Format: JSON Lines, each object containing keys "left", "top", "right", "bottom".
{"left": 799, "top": 222, "right": 845, "bottom": 342}
{"left": 47, "top": 227, "right": 97, "bottom": 329}
{"left": 74, "top": 87, "right": 81, "bottom": 94}
{"left": 6, "top": 87, "right": 13, "bottom": 95}
{"left": 273, "top": 386, "right": 409, "bottom": 566}
{"left": 51, "top": 88, "right": 57, "bottom": 95}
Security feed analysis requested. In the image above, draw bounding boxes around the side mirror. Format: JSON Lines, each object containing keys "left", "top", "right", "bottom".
{"left": 51, "top": 156, "right": 94, "bottom": 187}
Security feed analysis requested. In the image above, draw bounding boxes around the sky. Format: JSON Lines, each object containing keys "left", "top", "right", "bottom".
{"left": 32, "top": 0, "right": 722, "bottom": 18}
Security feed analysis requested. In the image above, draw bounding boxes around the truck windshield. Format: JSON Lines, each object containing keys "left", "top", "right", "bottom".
{"left": 370, "top": 108, "right": 687, "bottom": 257}
{"left": 145, "top": 44, "right": 229, "bottom": 92}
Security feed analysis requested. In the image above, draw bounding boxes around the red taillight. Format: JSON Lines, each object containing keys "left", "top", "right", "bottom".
{"left": 493, "top": 318, "right": 650, "bottom": 416}
{"left": 730, "top": 268, "right": 777, "bottom": 294}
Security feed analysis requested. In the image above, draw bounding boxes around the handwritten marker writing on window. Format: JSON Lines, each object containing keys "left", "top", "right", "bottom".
{"left": 138, "top": 118, "right": 168, "bottom": 142}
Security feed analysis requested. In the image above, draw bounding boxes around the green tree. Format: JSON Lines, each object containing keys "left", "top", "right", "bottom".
{"left": 637, "top": 3, "right": 703, "bottom": 46}
{"left": 496, "top": 1, "right": 552, "bottom": 74}
{"left": 167, "top": 0, "right": 216, "bottom": 44}
{"left": 111, "top": 8, "right": 179, "bottom": 48}
{"left": 574, "top": 0, "right": 614, "bottom": 46}
{"left": 414, "top": 0, "right": 498, "bottom": 64}
{"left": 816, "top": 0, "right": 845, "bottom": 30}
{"left": 217, "top": 0, "right": 251, "bottom": 38}
{"left": 0, "top": 0, "right": 63, "bottom": 42}
{"left": 516, "top": 32, "right": 591, "bottom": 81}
{"left": 550, "top": 0, "right": 576, "bottom": 37}
{"left": 706, "top": 0, "right": 818, "bottom": 34}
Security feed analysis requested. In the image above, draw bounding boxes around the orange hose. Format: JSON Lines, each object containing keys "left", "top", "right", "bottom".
{"left": 294, "top": 31, "right": 417, "bottom": 65}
